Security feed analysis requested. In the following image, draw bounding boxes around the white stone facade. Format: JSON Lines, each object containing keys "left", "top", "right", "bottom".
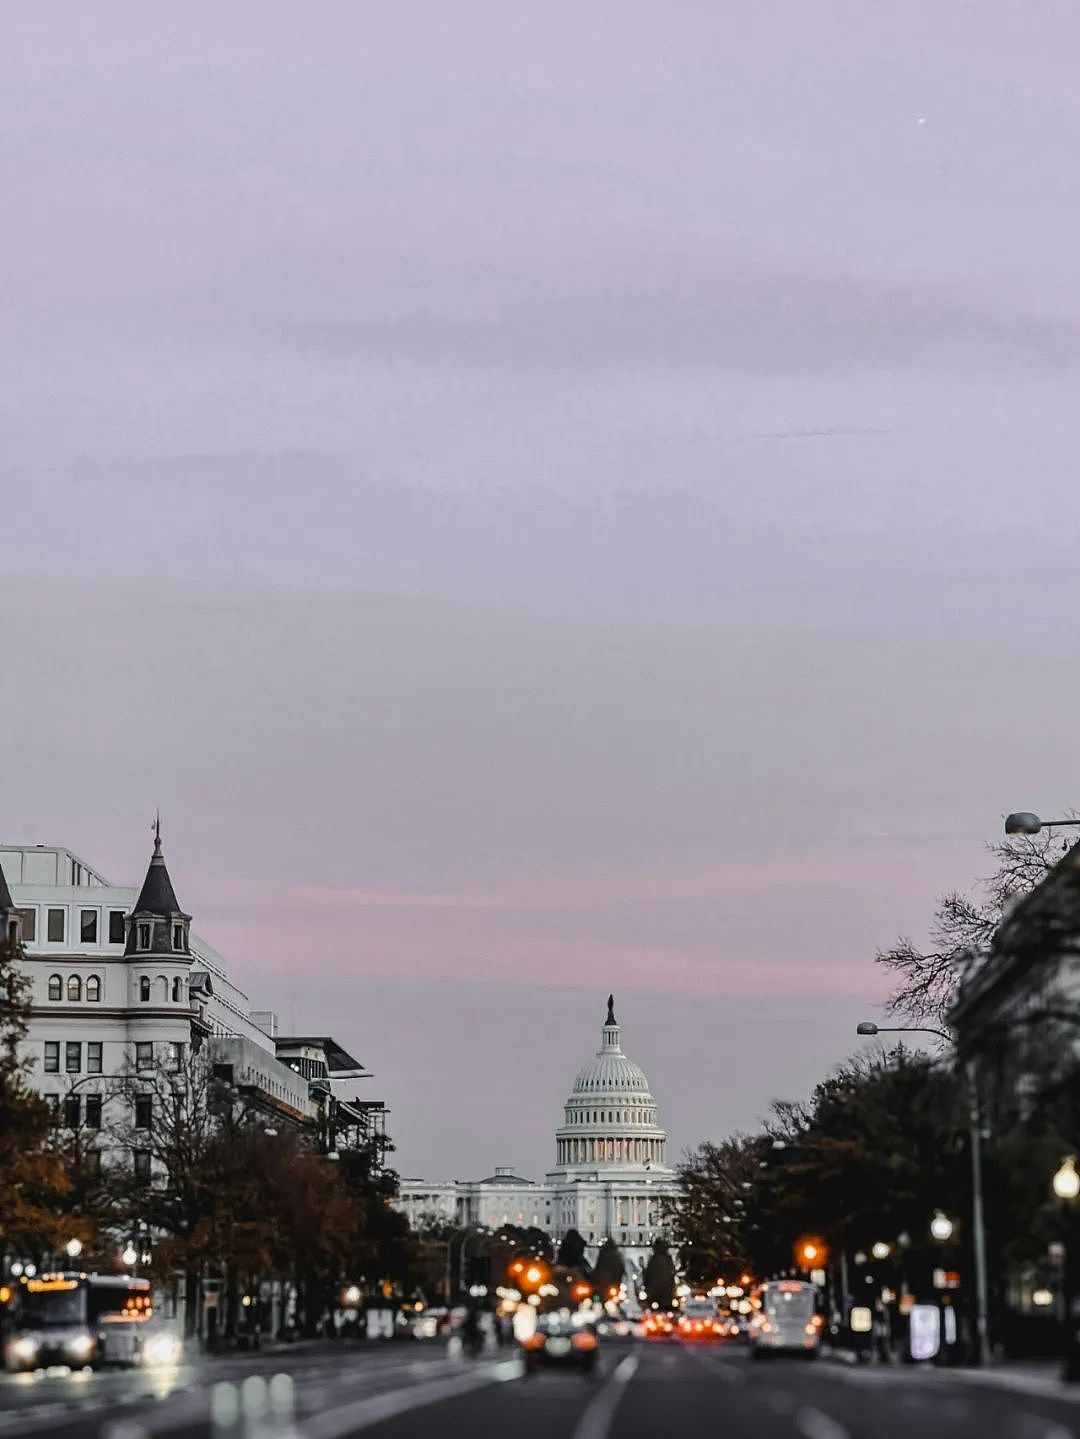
{"left": 399, "top": 999, "right": 680, "bottom": 1285}
{"left": 0, "top": 840, "right": 347, "bottom": 1139}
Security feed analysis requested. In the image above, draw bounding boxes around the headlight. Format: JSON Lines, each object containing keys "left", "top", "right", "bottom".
{"left": 142, "top": 1334, "right": 182, "bottom": 1366}
{"left": 10, "top": 1336, "right": 40, "bottom": 1364}
{"left": 65, "top": 1334, "right": 96, "bottom": 1360}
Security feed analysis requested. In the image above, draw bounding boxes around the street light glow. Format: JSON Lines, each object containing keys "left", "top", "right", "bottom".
{"left": 122, "top": 1245, "right": 138, "bottom": 1267}
{"left": 1053, "top": 1157, "right": 1080, "bottom": 1201}
{"left": 930, "top": 1211, "right": 955, "bottom": 1242}
{"left": 871, "top": 1242, "right": 890, "bottom": 1261}
{"left": 65, "top": 1238, "right": 83, "bottom": 1259}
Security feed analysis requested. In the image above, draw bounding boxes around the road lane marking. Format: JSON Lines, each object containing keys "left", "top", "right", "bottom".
{"left": 571, "top": 1354, "right": 640, "bottom": 1439}
{"left": 302, "top": 1359, "right": 520, "bottom": 1438}
{"left": 794, "top": 1407, "right": 851, "bottom": 1439}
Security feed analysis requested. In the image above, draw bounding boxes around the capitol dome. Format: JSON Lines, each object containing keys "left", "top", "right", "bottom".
{"left": 553, "top": 996, "right": 670, "bottom": 1173}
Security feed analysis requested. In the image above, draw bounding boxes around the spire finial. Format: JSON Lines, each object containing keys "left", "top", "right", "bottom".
{"left": 606, "top": 993, "right": 616, "bottom": 1026}
{"left": 153, "top": 810, "right": 162, "bottom": 855}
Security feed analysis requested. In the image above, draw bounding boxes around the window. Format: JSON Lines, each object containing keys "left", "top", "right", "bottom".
{"left": 136, "top": 922, "right": 151, "bottom": 951}
{"left": 171, "top": 977, "right": 184, "bottom": 1003}
{"left": 85, "top": 1094, "right": 103, "bottom": 1129}
{"left": 47, "top": 908, "right": 65, "bottom": 943}
{"left": 86, "top": 975, "right": 101, "bottom": 1002}
{"left": 17, "top": 908, "right": 36, "bottom": 942}
{"left": 64, "top": 1095, "right": 81, "bottom": 1128}
{"left": 44, "top": 1041, "right": 59, "bottom": 1073}
{"left": 134, "top": 1095, "right": 153, "bottom": 1130}
{"left": 135, "top": 1042, "right": 153, "bottom": 1072}
{"left": 48, "top": 974, "right": 62, "bottom": 1001}
{"left": 86, "top": 1150, "right": 102, "bottom": 1177}
{"left": 65, "top": 1041, "right": 81, "bottom": 1073}
{"left": 67, "top": 974, "right": 82, "bottom": 1002}
{"left": 80, "top": 909, "right": 98, "bottom": 944}
{"left": 109, "top": 911, "right": 126, "bottom": 944}
{"left": 139, "top": 976, "right": 151, "bottom": 1002}
{"left": 133, "top": 1150, "right": 151, "bottom": 1183}
{"left": 172, "top": 924, "right": 184, "bottom": 951}
{"left": 168, "top": 1041, "right": 185, "bottom": 1071}
{"left": 87, "top": 1041, "right": 102, "bottom": 1074}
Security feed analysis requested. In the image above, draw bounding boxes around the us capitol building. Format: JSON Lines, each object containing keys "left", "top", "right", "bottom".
{"left": 397, "top": 997, "right": 679, "bottom": 1282}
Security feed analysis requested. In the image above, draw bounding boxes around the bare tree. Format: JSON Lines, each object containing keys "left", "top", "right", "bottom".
{"left": 876, "top": 830, "right": 1068, "bottom": 1024}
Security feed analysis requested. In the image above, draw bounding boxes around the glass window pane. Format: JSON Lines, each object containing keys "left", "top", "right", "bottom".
{"left": 86, "top": 975, "right": 101, "bottom": 1002}
{"left": 44, "top": 1041, "right": 59, "bottom": 1072}
{"left": 48, "top": 975, "right": 62, "bottom": 1000}
{"left": 67, "top": 975, "right": 82, "bottom": 1002}
{"left": 87, "top": 1042, "right": 102, "bottom": 1074}
{"left": 47, "top": 908, "right": 65, "bottom": 943}
{"left": 80, "top": 910, "right": 98, "bottom": 943}
{"left": 86, "top": 1095, "right": 102, "bottom": 1129}
{"left": 65, "top": 1041, "right": 81, "bottom": 1073}
{"left": 109, "top": 911, "right": 126, "bottom": 944}
{"left": 17, "top": 908, "right": 36, "bottom": 942}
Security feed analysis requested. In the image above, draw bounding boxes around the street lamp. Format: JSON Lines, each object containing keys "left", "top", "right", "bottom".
{"left": 1054, "top": 1158, "right": 1080, "bottom": 1201}
{"left": 122, "top": 1245, "right": 138, "bottom": 1268}
{"left": 1004, "top": 813, "right": 1080, "bottom": 837}
{"left": 1052, "top": 1158, "right": 1080, "bottom": 1381}
{"left": 65, "top": 1238, "right": 83, "bottom": 1259}
{"left": 856, "top": 1021, "right": 989, "bottom": 1367}
{"left": 930, "top": 1212, "right": 955, "bottom": 1243}
{"left": 871, "top": 1242, "right": 891, "bottom": 1261}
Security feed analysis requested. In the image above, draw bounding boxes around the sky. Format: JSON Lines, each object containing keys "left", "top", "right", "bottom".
{"left": 2, "top": 1, "right": 1080, "bottom": 1179}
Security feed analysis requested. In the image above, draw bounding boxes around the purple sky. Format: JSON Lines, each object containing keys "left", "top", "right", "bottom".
{"left": 3, "top": 2, "right": 1080, "bottom": 1178}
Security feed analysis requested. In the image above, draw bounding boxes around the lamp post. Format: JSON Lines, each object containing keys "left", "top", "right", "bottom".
{"left": 458, "top": 1228, "right": 489, "bottom": 1299}
{"left": 1053, "top": 1157, "right": 1080, "bottom": 1379}
{"left": 856, "top": 1021, "right": 989, "bottom": 1366}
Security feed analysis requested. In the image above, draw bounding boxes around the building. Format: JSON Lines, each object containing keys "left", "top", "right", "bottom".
{"left": 398, "top": 996, "right": 679, "bottom": 1285}
{"left": 950, "top": 839, "right": 1080, "bottom": 1127}
{"left": 0, "top": 829, "right": 386, "bottom": 1163}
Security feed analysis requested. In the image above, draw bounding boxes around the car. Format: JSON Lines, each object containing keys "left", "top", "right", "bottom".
{"left": 640, "top": 1311, "right": 676, "bottom": 1340}
{"left": 677, "top": 1297, "right": 724, "bottom": 1342}
{"left": 519, "top": 1314, "right": 599, "bottom": 1375}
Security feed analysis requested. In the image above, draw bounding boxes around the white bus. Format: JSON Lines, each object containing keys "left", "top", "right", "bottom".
{"left": 748, "top": 1280, "right": 823, "bottom": 1359}
{"left": 4, "top": 1274, "right": 177, "bottom": 1371}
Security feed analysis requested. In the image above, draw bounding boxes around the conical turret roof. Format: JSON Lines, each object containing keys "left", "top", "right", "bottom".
{"left": 132, "top": 827, "right": 185, "bottom": 918}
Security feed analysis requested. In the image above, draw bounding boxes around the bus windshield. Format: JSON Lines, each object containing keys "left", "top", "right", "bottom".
{"left": 20, "top": 1282, "right": 87, "bottom": 1328}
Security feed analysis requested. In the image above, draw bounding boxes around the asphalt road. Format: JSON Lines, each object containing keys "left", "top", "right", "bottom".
{"left": 4, "top": 1340, "right": 1080, "bottom": 1439}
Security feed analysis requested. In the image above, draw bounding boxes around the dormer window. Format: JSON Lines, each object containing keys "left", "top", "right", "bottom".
{"left": 172, "top": 923, "right": 185, "bottom": 951}
{"left": 137, "top": 922, "right": 151, "bottom": 951}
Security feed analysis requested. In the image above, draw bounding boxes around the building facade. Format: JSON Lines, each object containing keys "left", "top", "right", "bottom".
{"left": 0, "top": 831, "right": 385, "bottom": 1164}
{"left": 398, "top": 997, "right": 680, "bottom": 1285}
{"left": 949, "top": 839, "right": 1080, "bottom": 1128}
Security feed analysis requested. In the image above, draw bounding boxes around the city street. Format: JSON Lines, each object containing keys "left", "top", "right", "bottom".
{"left": 4, "top": 1342, "right": 1080, "bottom": 1439}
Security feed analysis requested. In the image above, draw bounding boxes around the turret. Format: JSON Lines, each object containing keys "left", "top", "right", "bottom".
{"left": 124, "top": 818, "right": 192, "bottom": 958}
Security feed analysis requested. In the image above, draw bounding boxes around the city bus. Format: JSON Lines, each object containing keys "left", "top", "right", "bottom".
{"left": 3, "top": 1274, "right": 174, "bottom": 1371}
{"left": 747, "top": 1279, "right": 824, "bottom": 1359}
